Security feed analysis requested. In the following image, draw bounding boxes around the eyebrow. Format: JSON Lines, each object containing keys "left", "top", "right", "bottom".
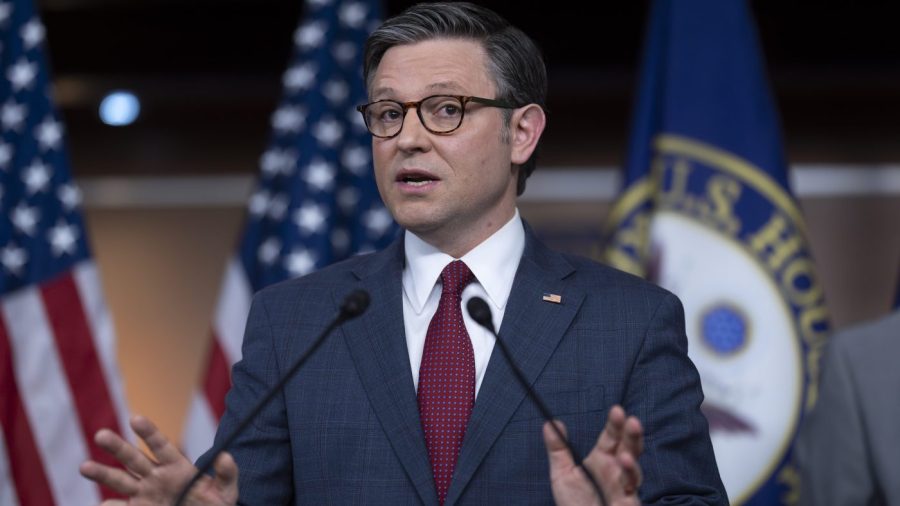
{"left": 370, "top": 82, "right": 468, "bottom": 101}
{"left": 426, "top": 82, "right": 466, "bottom": 93}
{"left": 370, "top": 86, "right": 396, "bottom": 100}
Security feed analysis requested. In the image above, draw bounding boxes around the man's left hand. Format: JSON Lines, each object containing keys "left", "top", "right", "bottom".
{"left": 544, "top": 405, "right": 644, "bottom": 506}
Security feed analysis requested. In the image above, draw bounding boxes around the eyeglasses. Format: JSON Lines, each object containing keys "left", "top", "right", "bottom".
{"left": 356, "top": 95, "right": 516, "bottom": 138}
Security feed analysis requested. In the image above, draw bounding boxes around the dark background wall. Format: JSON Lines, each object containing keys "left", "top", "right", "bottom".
{"left": 38, "top": 0, "right": 900, "bottom": 174}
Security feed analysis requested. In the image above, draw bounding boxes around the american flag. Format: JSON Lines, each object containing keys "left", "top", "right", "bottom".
{"left": 0, "top": 0, "right": 132, "bottom": 504}
{"left": 181, "top": 0, "right": 397, "bottom": 461}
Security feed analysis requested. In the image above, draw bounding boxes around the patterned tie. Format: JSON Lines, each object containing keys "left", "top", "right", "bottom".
{"left": 417, "top": 260, "right": 476, "bottom": 505}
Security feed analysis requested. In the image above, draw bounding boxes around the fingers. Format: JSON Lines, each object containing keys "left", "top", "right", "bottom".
{"left": 581, "top": 448, "right": 642, "bottom": 504}
{"left": 213, "top": 452, "right": 240, "bottom": 502}
{"left": 543, "top": 419, "right": 570, "bottom": 452}
{"left": 621, "top": 416, "right": 644, "bottom": 459}
{"left": 543, "top": 420, "right": 576, "bottom": 479}
{"left": 547, "top": 412, "right": 644, "bottom": 506}
{"left": 596, "top": 406, "right": 645, "bottom": 462}
{"left": 596, "top": 405, "right": 626, "bottom": 454}
{"left": 588, "top": 406, "right": 645, "bottom": 502}
{"left": 93, "top": 427, "right": 155, "bottom": 477}
{"left": 213, "top": 452, "right": 239, "bottom": 489}
{"left": 546, "top": 420, "right": 607, "bottom": 506}
{"left": 80, "top": 460, "right": 139, "bottom": 496}
{"left": 617, "top": 450, "right": 643, "bottom": 496}
{"left": 131, "top": 415, "right": 187, "bottom": 466}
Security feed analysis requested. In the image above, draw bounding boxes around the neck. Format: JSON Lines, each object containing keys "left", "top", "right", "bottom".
{"left": 417, "top": 207, "right": 516, "bottom": 259}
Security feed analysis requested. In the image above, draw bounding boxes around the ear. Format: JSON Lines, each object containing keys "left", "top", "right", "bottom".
{"left": 509, "top": 104, "right": 546, "bottom": 166}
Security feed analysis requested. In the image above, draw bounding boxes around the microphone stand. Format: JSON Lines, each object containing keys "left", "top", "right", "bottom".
{"left": 466, "top": 297, "right": 608, "bottom": 506}
{"left": 174, "top": 290, "right": 370, "bottom": 506}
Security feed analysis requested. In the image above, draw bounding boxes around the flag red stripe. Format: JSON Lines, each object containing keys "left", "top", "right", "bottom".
{"left": 202, "top": 335, "right": 232, "bottom": 420}
{"left": 40, "top": 273, "right": 124, "bottom": 500}
{"left": 0, "top": 315, "right": 55, "bottom": 506}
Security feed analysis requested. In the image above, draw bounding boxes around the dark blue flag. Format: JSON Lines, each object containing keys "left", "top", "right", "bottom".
{"left": 0, "top": 0, "right": 131, "bottom": 503}
{"left": 603, "top": 1, "right": 830, "bottom": 504}
{"left": 182, "top": 0, "right": 397, "bottom": 460}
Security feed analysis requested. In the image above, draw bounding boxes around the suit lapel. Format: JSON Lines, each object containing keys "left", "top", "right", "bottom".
{"left": 337, "top": 239, "right": 438, "bottom": 506}
{"left": 445, "top": 232, "right": 585, "bottom": 505}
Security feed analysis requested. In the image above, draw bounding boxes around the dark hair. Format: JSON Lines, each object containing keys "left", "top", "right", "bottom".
{"left": 364, "top": 2, "right": 547, "bottom": 195}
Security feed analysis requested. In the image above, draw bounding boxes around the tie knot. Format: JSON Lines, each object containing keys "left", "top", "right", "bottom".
{"left": 440, "top": 260, "right": 474, "bottom": 299}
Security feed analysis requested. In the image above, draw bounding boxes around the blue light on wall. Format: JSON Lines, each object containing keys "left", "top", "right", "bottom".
{"left": 99, "top": 91, "right": 140, "bottom": 126}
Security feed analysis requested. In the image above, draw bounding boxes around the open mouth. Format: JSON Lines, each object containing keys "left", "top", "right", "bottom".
{"left": 397, "top": 170, "right": 438, "bottom": 187}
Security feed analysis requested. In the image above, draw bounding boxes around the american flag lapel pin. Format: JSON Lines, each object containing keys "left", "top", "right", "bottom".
{"left": 542, "top": 293, "right": 562, "bottom": 304}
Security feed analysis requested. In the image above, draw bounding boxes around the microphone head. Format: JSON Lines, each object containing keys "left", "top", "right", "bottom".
{"left": 340, "top": 290, "right": 370, "bottom": 319}
{"left": 466, "top": 296, "right": 494, "bottom": 331}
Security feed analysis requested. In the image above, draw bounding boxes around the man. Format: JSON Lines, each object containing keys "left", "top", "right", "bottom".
{"left": 81, "top": 3, "right": 725, "bottom": 504}
{"left": 796, "top": 309, "right": 900, "bottom": 505}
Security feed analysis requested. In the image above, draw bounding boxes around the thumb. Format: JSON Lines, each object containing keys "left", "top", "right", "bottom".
{"left": 543, "top": 420, "right": 575, "bottom": 478}
{"left": 543, "top": 420, "right": 569, "bottom": 452}
{"left": 213, "top": 452, "right": 239, "bottom": 496}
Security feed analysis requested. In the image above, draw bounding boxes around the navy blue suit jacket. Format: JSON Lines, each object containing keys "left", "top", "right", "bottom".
{"left": 202, "top": 230, "right": 727, "bottom": 505}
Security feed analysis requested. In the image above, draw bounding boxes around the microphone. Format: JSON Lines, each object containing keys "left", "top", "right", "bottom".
{"left": 175, "top": 289, "right": 370, "bottom": 505}
{"left": 466, "top": 297, "right": 608, "bottom": 506}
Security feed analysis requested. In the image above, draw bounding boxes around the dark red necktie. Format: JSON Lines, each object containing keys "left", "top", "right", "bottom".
{"left": 417, "top": 260, "right": 476, "bottom": 505}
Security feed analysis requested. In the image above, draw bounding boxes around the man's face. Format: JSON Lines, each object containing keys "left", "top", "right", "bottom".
{"left": 368, "top": 38, "right": 519, "bottom": 255}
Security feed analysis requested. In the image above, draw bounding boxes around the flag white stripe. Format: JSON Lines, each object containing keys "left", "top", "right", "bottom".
{"left": 72, "top": 261, "right": 134, "bottom": 441}
{"left": 2, "top": 287, "right": 100, "bottom": 506}
{"left": 0, "top": 432, "right": 21, "bottom": 506}
{"left": 181, "top": 258, "right": 251, "bottom": 461}
{"left": 213, "top": 258, "right": 252, "bottom": 365}
{"left": 182, "top": 392, "right": 219, "bottom": 462}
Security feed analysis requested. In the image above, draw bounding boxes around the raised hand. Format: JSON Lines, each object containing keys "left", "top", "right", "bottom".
{"left": 544, "top": 405, "right": 644, "bottom": 506}
{"left": 79, "top": 415, "right": 238, "bottom": 506}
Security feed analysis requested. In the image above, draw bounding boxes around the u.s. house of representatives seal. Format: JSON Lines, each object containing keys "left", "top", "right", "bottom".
{"left": 605, "top": 134, "right": 829, "bottom": 504}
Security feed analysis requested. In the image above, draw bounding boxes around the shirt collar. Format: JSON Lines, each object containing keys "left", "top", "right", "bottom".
{"left": 403, "top": 209, "right": 526, "bottom": 314}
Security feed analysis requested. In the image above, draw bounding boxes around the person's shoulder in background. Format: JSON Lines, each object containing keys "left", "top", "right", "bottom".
{"left": 797, "top": 308, "right": 900, "bottom": 506}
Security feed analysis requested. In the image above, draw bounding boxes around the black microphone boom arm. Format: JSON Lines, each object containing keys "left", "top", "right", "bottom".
{"left": 174, "top": 289, "right": 370, "bottom": 505}
{"left": 465, "top": 296, "right": 608, "bottom": 506}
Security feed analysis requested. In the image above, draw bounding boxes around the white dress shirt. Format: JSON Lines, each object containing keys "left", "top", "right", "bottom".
{"left": 402, "top": 210, "right": 525, "bottom": 397}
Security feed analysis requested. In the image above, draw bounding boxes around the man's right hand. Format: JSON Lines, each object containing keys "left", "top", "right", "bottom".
{"left": 79, "top": 415, "right": 239, "bottom": 506}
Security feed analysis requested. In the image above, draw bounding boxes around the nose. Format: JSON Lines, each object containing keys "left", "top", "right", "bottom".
{"left": 394, "top": 107, "right": 431, "bottom": 153}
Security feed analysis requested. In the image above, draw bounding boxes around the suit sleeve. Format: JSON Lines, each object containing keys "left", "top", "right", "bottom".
{"left": 196, "top": 291, "right": 295, "bottom": 504}
{"left": 626, "top": 292, "right": 728, "bottom": 505}
{"left": 796, "top": 336, "right": 873, "bottom": 506}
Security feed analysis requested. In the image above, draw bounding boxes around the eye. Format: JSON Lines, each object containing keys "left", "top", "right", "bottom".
{"left": 423, "top": 97, "right": 462, "bottom": 119}
{"left": 379, "top": 108, "right": 402, "bottom": 122}
{"left": 437, "top": 102, "right": 461, "bottom": 117}
{"left": 369, "top": 102, "right": 403, "bottom": 123}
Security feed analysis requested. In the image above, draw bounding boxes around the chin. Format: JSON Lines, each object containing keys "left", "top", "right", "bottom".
{"left": 392, "top": 207, "right": 439, "bottom": 232}
{"left": 397, "top": 220, "right": 433, "bottom": 235}
{"left": 396, "top": 216, "right": 444, "bottom": 237}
